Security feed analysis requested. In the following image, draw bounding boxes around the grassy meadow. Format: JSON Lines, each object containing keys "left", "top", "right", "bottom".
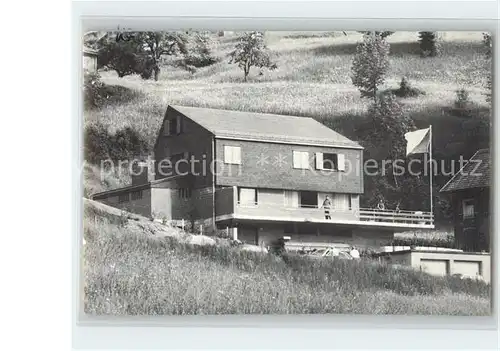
{"left": 85, "top": 31, "right": 491, "bottom": 148}
{"left": 83, "top": 199, "right": 490, "bottom": 316}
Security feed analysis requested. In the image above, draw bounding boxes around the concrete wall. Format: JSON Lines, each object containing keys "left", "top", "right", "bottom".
{"left": 151, "top": 187, "right": 172, "bottom": 219}
{"left": 214, "top": 138, "right": 363, "bottom": 194}
{"left": 410, "top": 251, "right": 491, "bottom": 282}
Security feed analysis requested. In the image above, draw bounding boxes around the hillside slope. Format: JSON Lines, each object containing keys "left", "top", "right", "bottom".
{"left": 82, "top": 199, "right": 490, "bottom": 316}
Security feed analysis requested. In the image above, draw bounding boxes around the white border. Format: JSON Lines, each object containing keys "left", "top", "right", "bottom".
{"left": 72, "top": 1, "right": 499, "bottom": 350}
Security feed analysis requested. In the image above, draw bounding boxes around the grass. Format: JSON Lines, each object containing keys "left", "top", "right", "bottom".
{"left": 83, "top": 200, "right": 490, "bottom": 316}
{"left": 85, "top": 31, "right": 490, "bottom": 151}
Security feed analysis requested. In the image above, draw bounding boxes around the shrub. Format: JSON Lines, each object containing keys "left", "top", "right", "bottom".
{"left": 83, "top": 71, "right": 105, "bottom": 109}
{"left": 452, "top": 88, "right": 474, "bottom": 117}
{"left": 386, "top": 76, "right": 426, "bottom": 98}
{"left": 84, "top": 122, "right": 150, "bottom": 164}
{"left": 385, "top": 235, "right": 456, "bottom": 249}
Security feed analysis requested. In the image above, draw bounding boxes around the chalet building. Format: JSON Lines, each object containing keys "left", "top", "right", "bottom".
{"left": 440, "top": 148, "right": 491, "bottom": 252}
{"left": 91, "top": 105, "right": 434, "bottom": 249}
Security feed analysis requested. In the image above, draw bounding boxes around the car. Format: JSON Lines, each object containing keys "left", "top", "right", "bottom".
{"left": 307, "top": 247, "right": 353, "bottom": 260}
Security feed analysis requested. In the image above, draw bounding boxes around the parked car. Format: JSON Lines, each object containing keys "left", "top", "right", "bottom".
{"left": 307, "top": 247, "right": 353, "bottom": 260}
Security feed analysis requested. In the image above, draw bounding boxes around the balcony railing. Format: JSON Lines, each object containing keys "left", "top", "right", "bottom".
{"left": 214, "top": 187, "right": 434, "bottom": 228}
{"left": 233, "top": 201, "right": 434, "bottom": 227}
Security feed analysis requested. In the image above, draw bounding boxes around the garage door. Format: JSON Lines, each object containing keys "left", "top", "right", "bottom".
{"left": 420, "top": 259, "right": 449, "bottom": 276}
{"left": 454, "top": 260, "right": 481, "bottom": 279}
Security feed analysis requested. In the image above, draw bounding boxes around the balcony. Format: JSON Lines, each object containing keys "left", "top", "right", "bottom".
{"left": 215, "top": 187, "right": 434, "bottom": 230}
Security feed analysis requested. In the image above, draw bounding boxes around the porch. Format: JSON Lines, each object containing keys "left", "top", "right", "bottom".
{"left": 215, "top": 186, "right": 434, "bottom": 230}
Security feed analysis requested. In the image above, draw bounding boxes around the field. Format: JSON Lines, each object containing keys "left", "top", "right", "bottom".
{"left": 83, "top": 199, "right": 490, "bottom": 316}
{"left": 85, "top": 31, "right": 490, "bottom": 148}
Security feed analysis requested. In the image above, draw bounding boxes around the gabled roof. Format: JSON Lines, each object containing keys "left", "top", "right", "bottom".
{"left": 90, "top": 174, "right": 189, "bottom": 199}
{"left": 169, "top": 105, "right": 363, "bottom": 149}
{"left": 440, "top": 148, "right": 490, "bottom": 193}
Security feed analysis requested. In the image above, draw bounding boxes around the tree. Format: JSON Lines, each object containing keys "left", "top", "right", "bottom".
{"left": 180, "top": 31, "right": 218, "bottom": 70}
{"left": 418, "top": 32, "right": 439, "bottom": 57}
{"left": 134, "top": 32, "right": 189, "bottom": 81}
{"left": 351, "top": 33, "right": 390, "bottom": 101}
{"left": 228, "top": 31, "right": 277, "bottom": 82}
{"left": 98, "top": 35, "right": 142, "bottom": 77}
{"left": 358, "top": 31, "right": 395, "bottom": 38}
{"left": 356, "top": 94, "right": 419, "bottom": 208}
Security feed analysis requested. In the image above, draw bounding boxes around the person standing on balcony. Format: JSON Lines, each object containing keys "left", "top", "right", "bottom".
{"left": 321, "top": 195, "right": 332, "bottom": 220}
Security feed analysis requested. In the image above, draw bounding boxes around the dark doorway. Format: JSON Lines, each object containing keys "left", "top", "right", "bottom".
{"left": 300, "top": 191, "right": 318, "bottom": 208}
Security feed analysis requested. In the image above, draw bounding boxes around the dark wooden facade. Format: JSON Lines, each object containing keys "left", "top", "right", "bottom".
{"left": 440, "top": 149, "right": 491, "bottom": 252}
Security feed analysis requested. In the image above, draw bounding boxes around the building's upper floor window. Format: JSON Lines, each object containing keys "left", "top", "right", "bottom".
{"left": 462, "top": 199, "right": 475, "bottom": 218}
{"left": 163, "top": 115, "right": 183, "bottom": 136}
{"left": 315, "top": 152, "right": 345, "bottom": 171}
{"left": 224, "top": 145, "right": 242, "bottom": 164}
{"left": 118, "top": 193, "right": 129, "bottom": 203}
{"left": 293, "top": 151, "right": 309, "bottom": 169}
{"left": 131, "top": 190, "right": 143, "bottom": 200}
{"left": 238, "top": 187, "right": 257, "bottom": 206}
{"left": 178, "top": 188, "right": 192, "bottom": 199}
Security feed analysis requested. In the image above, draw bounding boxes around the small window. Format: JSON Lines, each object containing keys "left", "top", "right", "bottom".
{"left": 131, "top": 190, "right": 143, "bottom": 200}
{"left": 224, "top": 146, "right": 242, "bottom": 164}
{"left": 178, "top": 188, "right": 192, "bottom": 199}
{"left": 164, "top": 116, "right": 182, "bottom": 136}
{"left": 293, "top": 151, "right": 309, "bottom": 169}
{"left": 238, "top": 187, "right": 257, "bottom": 206}
{"left": 118, "top": 193, "right": 129, "bottom": 203}
{"left": 315, "top": 152, "right": 346, "bottom": 171}
{"left": 462, "top": 199, "right": 475, "bottom": 219}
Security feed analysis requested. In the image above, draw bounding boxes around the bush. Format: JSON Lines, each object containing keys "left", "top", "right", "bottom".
{"left": 452, "top": 89, "right": 474, "bottom": 117}
{"left": 84, "top": 122, "right": 150, "bottom": 164}
{"left": 386, "top": 77, "right": 426, "bottom": 98}
{"left": 385, "top": 235, "right": 456, "bottom": 248}
{"left": 83, "top": 71, "right": 105, "bottom": 109}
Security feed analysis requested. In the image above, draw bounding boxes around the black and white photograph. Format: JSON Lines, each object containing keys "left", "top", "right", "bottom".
{"left": 82, "top": 30, "right": 492, "bottom": 316}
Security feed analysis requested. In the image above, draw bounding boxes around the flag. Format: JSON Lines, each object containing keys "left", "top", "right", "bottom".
{"left": 405, "top": 127, "right": 430, "bottom": 156}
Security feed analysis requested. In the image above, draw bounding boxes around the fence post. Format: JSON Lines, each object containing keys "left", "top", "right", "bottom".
{"left": 181, "top": 219, "right": 185, "bottom": 231}
{"left": 200, "top": 224, "right": 203, "bottom": 235}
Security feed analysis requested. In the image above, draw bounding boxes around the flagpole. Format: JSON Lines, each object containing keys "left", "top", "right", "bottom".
{"left": 429, "top": 125, "right": 433, "bottom": 217}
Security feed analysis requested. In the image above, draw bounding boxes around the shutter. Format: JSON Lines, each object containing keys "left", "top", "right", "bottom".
{"left": 315, "top": 152, "right": 323, "bottom": 170}
{"left": 293, "top": 151, "right": 300, "bottom": 168}
{"left": 337, "top": 154, "right": 345, "bottom": 171}
{"left": 302, "top": 152, "right": 309, "bottom": 168}
{"left": 224, "top": 146, "right": 232, "bottom": 163}
{"left": 176, "top": 116, "right": 182, "bottom": 134}
{"left": 164, "top": 120, "right": 171, "bottom": 136}
{"left": 285, "top": 191, "right": 299, "bottom": 208}
{"left": 335, "top": 194, "right": 349, "bottom": 210}
{"left": 233, "top": 147, "right": 241, "bottom": 164}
